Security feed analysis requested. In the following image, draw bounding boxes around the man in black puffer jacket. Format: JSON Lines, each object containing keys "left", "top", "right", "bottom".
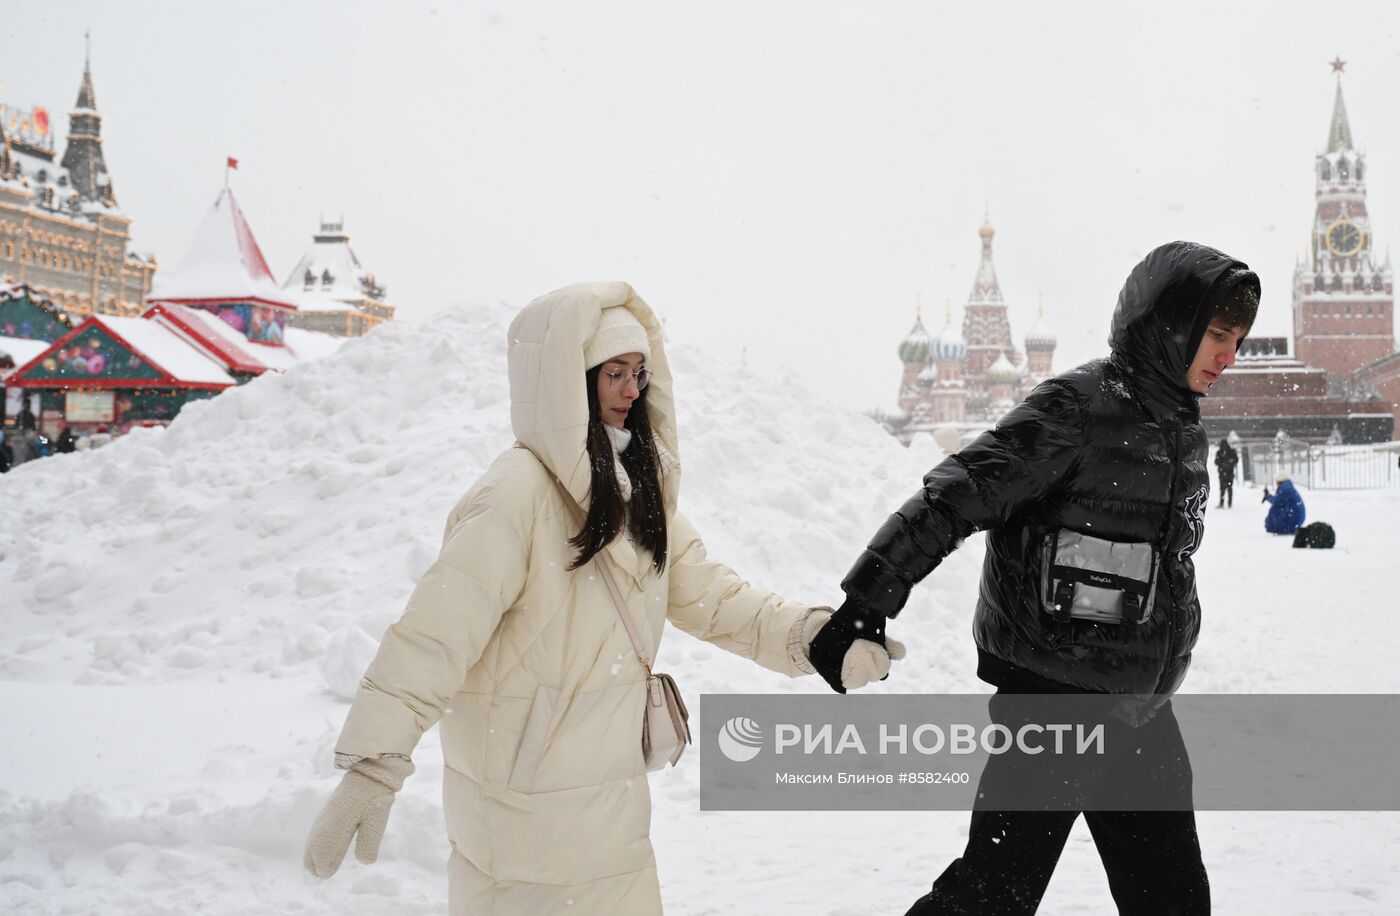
{"left": 811, "top": 241, "right": 1259, "bottom": 915}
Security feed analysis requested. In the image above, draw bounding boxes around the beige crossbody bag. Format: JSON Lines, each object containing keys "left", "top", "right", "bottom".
{"left": 548, "top": 474, "right": 691, "bottom": 771}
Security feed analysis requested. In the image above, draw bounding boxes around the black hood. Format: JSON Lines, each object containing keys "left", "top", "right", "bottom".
{"left": 1108, "top": 241, "right": 1260, "bottom": 420}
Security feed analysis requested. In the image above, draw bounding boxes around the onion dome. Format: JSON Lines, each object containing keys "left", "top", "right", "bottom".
{"left": 985, "top": 352, "right": 1020, "bottom": 384}
{"left": 1024, "top": 311, "right": 1057, "bottom": 352}
{"left": 898, "top": 317, "right": 932, "bottom": 364}
{"left": 931, "top": 320, "right": 967, "bottom": 363}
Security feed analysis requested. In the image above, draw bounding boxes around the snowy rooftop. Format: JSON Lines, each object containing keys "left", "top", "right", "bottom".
{"left": 290, "top": 293, "right": 365, "bottom": 313}
{"left": 1, "top": 145, "right": 122, "bottom": 219}
{"left": 146, "top": 303, "right": 270, "bottom": 374}
{"left": 1025, "top": 312, "right": 1056, "bottom": 347}
{"left": 280, "top": 221, "right": 387, "bottom": 313}
{"left": 0, "top": 98, "right": 124, "bottom": 219}
{"left": 0, "top": 335, "right": 50, "bottom": 377}
{"left": 1220, "top": 365, "right": 1329, "bottom": 375}
{"left": 149, "top": 188, "right": 298, "bottom": 309}
{"left": 97, "top": 315, "right": 235, "bottom": 386}
{"left": 144, "top": 302, "right": 338, "bottom": 375}
{"left": 985, "top": 351, "right": 1020, "bottom": 380}
{"left": 245, "top": 338, "right": 300, "bottom": 372}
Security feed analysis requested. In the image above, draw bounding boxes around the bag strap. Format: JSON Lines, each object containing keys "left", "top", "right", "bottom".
{"left": 1050, "top": 565, "right": 1153, "bottom": 597}
{"left": 545, "top": 474, "right": 656, "bottom": 676}
{"left": 593, "top": 539, "right": 655, "bottom": 676}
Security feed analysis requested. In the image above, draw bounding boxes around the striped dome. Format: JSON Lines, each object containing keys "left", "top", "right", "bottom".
{"left": 1025, "top": 313, "right": 1057, "bottom": 351}
{"left": 898, "top": 318, "right": 932, "bottom": 363}
{"left": 931, "top": 321, "right": 967, "bottom": 362}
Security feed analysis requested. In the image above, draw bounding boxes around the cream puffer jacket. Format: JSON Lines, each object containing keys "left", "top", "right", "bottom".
{"left": 333, "top": 282, "right": 816, "bottom": 915}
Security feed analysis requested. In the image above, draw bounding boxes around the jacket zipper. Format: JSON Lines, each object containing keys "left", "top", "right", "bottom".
{"left": 1152, "top": 421, "right": 1185, "bottom": 694}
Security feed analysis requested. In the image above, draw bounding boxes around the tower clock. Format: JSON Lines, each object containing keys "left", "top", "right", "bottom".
{"left": 1325, "top": 219, "right": 1363, "bottom": 256}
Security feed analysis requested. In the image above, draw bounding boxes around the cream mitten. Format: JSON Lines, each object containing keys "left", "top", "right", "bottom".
{"left": 303, "top": 755, "right": 414, "bottom": 878}
{"left": 839, "top": 635, "right": 907, "bottom": 690}
{"left": 798, "top": 608, "right": 907, "bottom": 690}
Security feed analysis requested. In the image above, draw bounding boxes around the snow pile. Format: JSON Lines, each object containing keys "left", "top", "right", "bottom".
{"left": 0, "top": 300, "right": 969, "bottom": 693}
{"left": 285, "top": 326, "right": 346, "bottom": 364}
{"left": 2, "top": 301, "right": 1397, "bottom": 914}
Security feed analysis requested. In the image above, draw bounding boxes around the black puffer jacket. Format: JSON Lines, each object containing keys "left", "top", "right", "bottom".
{"left": 843, "top": 242, "right": 1259, "bottom": 696}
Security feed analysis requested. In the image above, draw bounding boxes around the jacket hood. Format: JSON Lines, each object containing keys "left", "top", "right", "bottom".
{"left": 1108, "top": 241, "right": 1260, "bottom": 419}
{"left": 507, "top": 281, "right": 680, "bottom": 516}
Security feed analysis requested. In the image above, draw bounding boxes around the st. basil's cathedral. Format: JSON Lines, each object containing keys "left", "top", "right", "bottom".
{"left": 881, "top": 218, "right": 1057, "bottom": 446}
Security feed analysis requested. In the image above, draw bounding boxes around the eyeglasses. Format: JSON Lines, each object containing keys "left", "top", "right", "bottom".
{"left": 603, "top": 367, "right": 651, "bottom": 391}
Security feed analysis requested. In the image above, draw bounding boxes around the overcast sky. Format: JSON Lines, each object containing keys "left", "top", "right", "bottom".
{"left": 7, "top": 2, "right": 1400, "bottom": 411}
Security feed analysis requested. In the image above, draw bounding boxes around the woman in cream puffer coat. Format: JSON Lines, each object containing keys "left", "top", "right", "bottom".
{"left": 303, "top": 281, "right": 902, "bottom": 914}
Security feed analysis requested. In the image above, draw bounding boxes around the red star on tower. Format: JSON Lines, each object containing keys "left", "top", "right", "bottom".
{"left": 1329, "top": 56, "right": 1346, "bottom": 74}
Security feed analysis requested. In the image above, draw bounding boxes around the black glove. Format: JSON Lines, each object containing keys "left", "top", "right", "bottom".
{"left": 1261, "top": 487, "right": 1270, "bottom": 502}
{"left": 807, "top": 598, "right": 888, "bottom": 695}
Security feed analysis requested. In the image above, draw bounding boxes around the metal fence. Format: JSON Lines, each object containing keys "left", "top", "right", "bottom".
{"left": 1238, "top": 436, "right": 1400, "bottom": 490}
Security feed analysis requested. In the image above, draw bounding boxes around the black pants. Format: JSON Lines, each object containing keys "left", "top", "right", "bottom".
{"left": 903, "top": 699, "right": 1209, "bottom": 916}
{"left": 1217, "top": 476, "right": 1233, "bottom": 508}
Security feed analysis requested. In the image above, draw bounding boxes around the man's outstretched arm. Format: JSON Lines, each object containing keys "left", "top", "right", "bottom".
{"left": 809, "top": 378, "right": 1084, "bottom": 692}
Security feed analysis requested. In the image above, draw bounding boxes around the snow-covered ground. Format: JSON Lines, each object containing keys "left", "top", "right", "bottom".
{"left": 1, "top": 302, "right": 1396, "bottom": 914}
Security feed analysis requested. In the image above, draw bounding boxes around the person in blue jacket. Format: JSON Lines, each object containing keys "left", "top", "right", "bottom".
{"left": 1262, "top": 471, "right": 1306, "bottom": 534}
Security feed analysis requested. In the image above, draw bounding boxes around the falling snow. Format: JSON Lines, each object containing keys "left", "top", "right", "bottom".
{"left": 0, "top": 302, "right": 1396, "bottom": 914}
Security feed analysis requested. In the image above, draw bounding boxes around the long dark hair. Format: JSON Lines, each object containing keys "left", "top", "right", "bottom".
{"left": 568, "top": 365, "right": 668, "bottom": 573}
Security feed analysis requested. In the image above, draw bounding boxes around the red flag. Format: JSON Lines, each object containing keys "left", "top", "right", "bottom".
{"left": 227, "top": 157, "right": 239, "bottom": 170}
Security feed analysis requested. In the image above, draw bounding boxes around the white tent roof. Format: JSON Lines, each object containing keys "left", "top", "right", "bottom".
{"left": 149, "top": 188, "right": 298, "bottom": 309}
{"left": 99, "top": 316, "right": 235, "bottom": 386}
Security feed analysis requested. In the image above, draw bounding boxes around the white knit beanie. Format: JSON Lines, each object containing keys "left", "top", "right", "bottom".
{"left": 584, "top": 306, "right": 652, "bottom": 369}
{"left": 1274, "top": 470, "right": 1288, "bottom": 485}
